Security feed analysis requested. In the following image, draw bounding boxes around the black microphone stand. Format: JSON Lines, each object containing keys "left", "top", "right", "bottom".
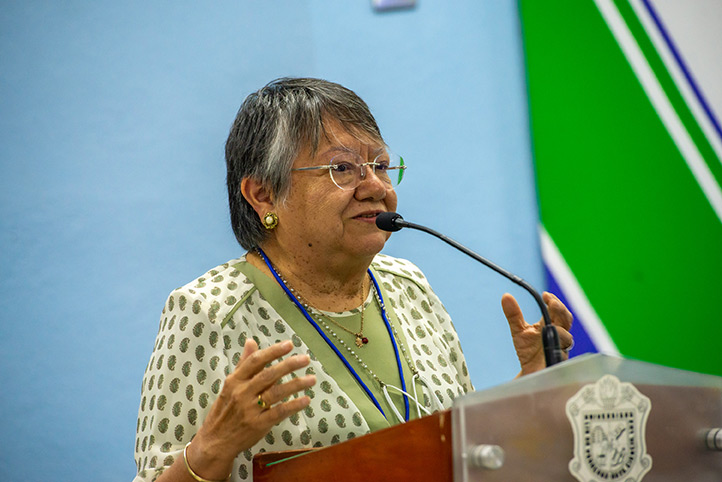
{"left": 378, "top": 213, "right": 563, "bottom": 367}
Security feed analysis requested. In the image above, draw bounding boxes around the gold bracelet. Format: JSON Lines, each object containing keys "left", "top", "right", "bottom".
{"left": 182, "top": 442, "right": 232, "bottom": 482}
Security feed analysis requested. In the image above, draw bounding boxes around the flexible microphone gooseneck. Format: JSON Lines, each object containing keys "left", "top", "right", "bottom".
{"left": 376, "top": 211, "right": 563, "bottom": 367}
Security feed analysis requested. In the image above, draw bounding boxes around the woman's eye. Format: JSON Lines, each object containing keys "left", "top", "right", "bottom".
{"left": 373, "top": 157, "right": 391, "bottom": 171}
{"left": 332, "top": 161, "right": 355, "bottom": 173}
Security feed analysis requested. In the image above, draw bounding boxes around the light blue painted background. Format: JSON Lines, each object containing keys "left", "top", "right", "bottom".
{"left": 0, "top": 2, "right": 542, "bottom": 480}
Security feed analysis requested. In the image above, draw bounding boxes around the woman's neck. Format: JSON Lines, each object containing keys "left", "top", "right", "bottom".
{"left": 248, "top": 245, "right": 372, "bottom": 312}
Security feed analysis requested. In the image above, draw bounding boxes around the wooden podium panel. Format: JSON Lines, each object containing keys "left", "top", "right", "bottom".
{"left": 253, "top": 410, "right": 453, "bottom": 481}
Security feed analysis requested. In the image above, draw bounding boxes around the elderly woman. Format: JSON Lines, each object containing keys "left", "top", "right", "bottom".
{"left": 132, "top": 77, "right": 573, "bottom": 482}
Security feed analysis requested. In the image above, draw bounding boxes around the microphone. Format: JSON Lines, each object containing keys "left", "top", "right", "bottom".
{"left": 375, "top": 211, "right": 406, "bottom": 232}
{"left": 376, "top": 211, "right": 563, "bottom": 367}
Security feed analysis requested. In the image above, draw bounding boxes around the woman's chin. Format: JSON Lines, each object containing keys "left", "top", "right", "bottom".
{"left": 346, "top": 234, "right": 389, "bottom": 259}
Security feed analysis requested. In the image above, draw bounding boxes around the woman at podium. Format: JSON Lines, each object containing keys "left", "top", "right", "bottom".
{"left": 131, "top": 78, "right": 574, "bottom": 482}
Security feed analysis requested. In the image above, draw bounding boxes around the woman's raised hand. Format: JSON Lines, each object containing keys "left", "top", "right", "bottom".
{"left": 175, "top": 339, "right": 316, "bottom": 481}
{"left": 501, "top": 291, "right": 574, "bottom": 376}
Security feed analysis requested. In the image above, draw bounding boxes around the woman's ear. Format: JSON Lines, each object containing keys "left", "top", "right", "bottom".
{"left": 240, "top": 177, "right": 275, "bottom": 219}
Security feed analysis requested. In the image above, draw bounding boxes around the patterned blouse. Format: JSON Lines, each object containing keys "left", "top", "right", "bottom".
{"left": 133, "top": 253, "right": 471, "bottom": 481}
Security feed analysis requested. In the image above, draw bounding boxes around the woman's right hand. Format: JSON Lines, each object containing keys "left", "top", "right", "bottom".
{"left": 164, "top": 339, "right": 316, "bottom": 481}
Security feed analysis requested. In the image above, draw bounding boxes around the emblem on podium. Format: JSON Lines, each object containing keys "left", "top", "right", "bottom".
{"left": 566, "top": 374, "right": 652, "bottom": 481}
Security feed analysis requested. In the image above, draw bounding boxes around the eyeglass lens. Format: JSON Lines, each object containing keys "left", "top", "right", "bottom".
{"left": 329, "top": 151, "right": 405, "bottom": 189}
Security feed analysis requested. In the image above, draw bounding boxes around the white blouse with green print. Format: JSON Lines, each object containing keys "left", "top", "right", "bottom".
{"left": 133, "top": 253, "right": 472, "bottom": 481}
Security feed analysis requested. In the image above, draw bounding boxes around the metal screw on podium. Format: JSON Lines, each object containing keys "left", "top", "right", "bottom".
{"left": 704, "top": 428, "right": 722, "bottom": 451}
{"left": 467, "top": 444, "right": 505, "bottom": 470}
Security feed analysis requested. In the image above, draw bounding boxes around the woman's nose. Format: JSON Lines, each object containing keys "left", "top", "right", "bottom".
{"left": 355, "top": 163, "right": 387, "bottom": 199}
{"left": 359, "top": 162, "right": 386, "bottom": 182}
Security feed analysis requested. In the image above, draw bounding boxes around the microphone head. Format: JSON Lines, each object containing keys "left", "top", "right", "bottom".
{"left": 376, "top": 212, "right": 404, "bottom": 232}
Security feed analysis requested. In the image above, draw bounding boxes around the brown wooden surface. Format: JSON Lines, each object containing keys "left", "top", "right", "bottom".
{"left": 251, "top": 448, "right": 316, "bottom": 467}
{"left": 253, "top": 410, "right": 453, "bottom": 482}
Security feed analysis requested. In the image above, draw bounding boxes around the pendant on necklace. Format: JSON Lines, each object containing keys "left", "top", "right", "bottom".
{"left": 355, "top": 335, "right": 369, "bottom": 347}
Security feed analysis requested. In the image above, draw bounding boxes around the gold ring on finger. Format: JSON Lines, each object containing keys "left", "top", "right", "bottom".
{"left": 257, "top": 394, "right": 268, "bottom": 410}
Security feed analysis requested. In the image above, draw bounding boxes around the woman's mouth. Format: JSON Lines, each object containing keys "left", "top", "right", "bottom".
{"left": 353, "top": 211, "right": 382, "bottom": 222}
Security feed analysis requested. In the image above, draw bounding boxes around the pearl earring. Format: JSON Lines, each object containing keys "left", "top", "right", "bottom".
{"left": 262, "top": 212, "right": 279, "bottom": 230}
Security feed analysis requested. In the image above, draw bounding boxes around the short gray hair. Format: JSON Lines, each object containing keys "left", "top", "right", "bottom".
{"left": 225, "top": 77, "right": 383, "bottom": 250}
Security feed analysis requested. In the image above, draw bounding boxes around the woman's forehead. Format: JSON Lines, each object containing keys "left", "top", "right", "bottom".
{"left": 318, "top": 121, "right": 384, "bottom": 153}
{"left": 293, "top": 133, "right": 384, "bottom": 168}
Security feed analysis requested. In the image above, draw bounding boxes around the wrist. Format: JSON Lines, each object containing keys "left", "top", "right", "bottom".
{"left": 519, "top": 358, "right": 545, "bottom": 377}
{"left": 184, "top": 441, "right": 233, "bottom": 482}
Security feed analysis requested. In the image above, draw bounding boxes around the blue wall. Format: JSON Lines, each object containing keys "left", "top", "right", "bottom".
{"left": 0, "top": 2, "right": 541, "bottom": 480}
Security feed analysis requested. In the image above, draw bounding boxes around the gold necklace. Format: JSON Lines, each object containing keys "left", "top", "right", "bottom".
{"left": 314, "top": 278, "right": 369, "bottom": 348}
{"left": 261, "top": 251, "right": 370, "bottom": 347}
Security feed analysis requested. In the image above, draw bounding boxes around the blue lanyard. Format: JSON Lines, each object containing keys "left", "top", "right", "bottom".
{"left": 256, "top": 248, "right": 409, "bottom": 422}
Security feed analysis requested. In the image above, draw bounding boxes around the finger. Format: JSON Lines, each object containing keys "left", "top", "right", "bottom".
{"left": 556, "top": 326, "right": 574, "bottom": 353}
{"left": 232, "top": 340, "right": 295, "bottom": 381}
{"left": 543, "top": 292, "right": 573, "bottom": 330}
{"left": 260, "top": 374, "right": 317, "bottom": 406}
{"left": 247, "top": 353, "right": 312, "bottom": 395}
{"left": 501, "top": 293, "right": 528, "bottom": 335}
{"left": 259, "top": 394, "right": 313, "bottom": 426}
{"left": 239, "top": 338, "right": 259, "bottom": 364}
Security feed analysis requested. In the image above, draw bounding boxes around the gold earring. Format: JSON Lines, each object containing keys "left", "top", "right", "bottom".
{"left": 262, "top": 212, "right": 278, "bottom": 230}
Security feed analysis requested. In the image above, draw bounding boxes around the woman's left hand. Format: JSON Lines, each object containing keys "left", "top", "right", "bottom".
{"left": 501, "top": 291, "right": 574, "bottom": 376}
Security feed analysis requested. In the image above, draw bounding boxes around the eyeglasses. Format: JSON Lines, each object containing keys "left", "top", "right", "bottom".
{"left": 292, "top": 148, "right": 406, "bottom": 190}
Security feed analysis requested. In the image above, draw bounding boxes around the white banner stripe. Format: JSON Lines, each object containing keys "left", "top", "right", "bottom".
{"left": 595, "top": 0, "right": 722, "bottom": 224}
{"left": 629, "top": 0, "right": 722, "bottom": 167}
{"left": 539, "top": 225, "right": 619, "bottom": 355}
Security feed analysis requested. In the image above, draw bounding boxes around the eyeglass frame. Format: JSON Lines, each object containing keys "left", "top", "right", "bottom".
{"left": 291, "top": 149, "right": 406, "bottom": 191}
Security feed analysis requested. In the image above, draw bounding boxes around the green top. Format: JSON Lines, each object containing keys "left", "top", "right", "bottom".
{"left": 234, "top": 260, "right": 424, "bottom": 429}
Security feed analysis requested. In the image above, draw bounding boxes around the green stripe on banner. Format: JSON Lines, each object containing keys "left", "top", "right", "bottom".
{"left": 519, "top": 0, "right": 722, "bottom": 376}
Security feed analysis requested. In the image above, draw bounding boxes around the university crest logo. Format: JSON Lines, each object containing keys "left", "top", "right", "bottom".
{"left": 566, "top": 374, "right": 652, "bottom": 481}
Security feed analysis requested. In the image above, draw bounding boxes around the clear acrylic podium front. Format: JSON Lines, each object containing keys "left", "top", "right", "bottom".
{"left": 452, "top": 354, "right": 722, "bottom": 481}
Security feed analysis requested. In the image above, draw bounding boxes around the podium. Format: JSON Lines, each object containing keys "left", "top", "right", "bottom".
{"left": 253, "top": 355, "right": 722, "bottom": 481}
